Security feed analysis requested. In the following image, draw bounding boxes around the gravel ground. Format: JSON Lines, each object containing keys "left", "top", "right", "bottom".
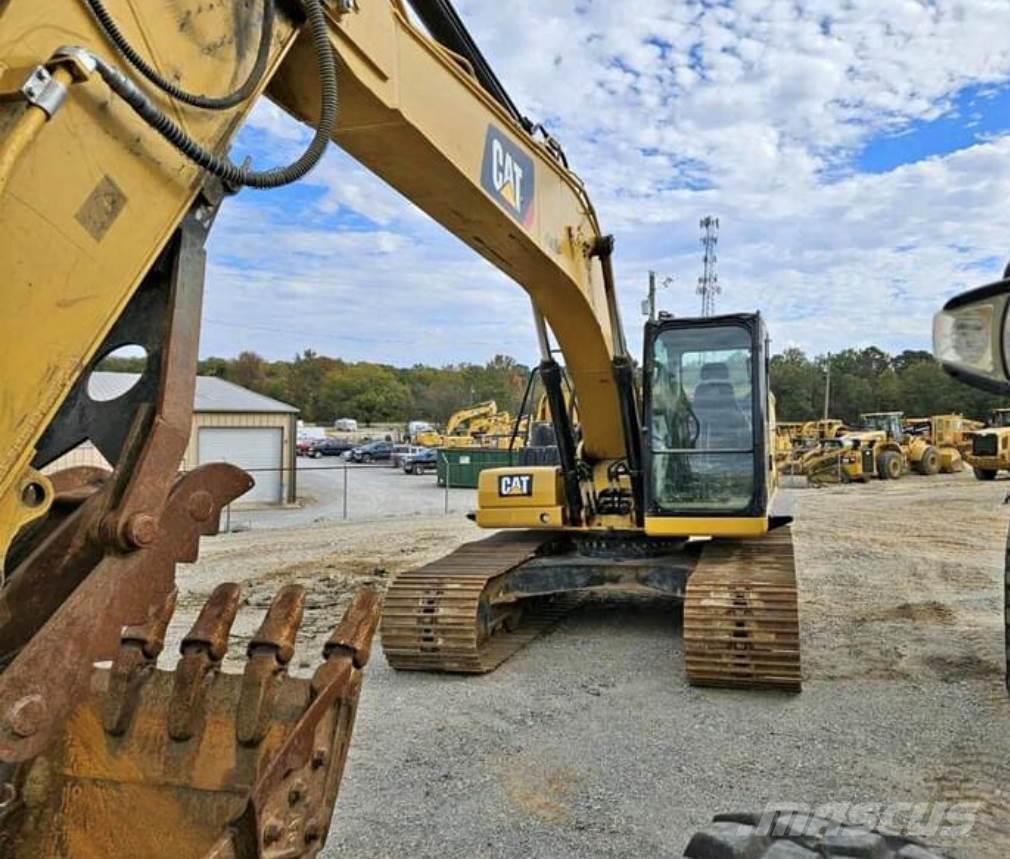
{"left": 176, "top": 470, "right": 1010, "bottom": 859}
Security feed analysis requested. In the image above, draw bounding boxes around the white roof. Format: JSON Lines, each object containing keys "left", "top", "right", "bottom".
{"left": 89, "top": 372, "right": 298, "bottom": 414}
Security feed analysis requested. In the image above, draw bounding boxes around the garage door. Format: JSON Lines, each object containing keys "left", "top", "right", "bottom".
{"left": 198, "top": 427, "right": 283, "bottom": 504}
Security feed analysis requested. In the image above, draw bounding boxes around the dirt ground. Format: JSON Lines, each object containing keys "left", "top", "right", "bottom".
{"left": 176, "top": 470, "right": 1010, "bottom": 858}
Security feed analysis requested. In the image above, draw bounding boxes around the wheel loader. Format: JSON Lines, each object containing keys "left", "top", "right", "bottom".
{"left": 778, "top": 419, "right": 847, "bottom": 475}
{"left": 964, "top": 408, "right": 1010, "bottom": 480}
{"left": 903, "top": 413, "right": 982, "bottom": 474}
{"left": 803, "top": 412, "right": 945, "bottom": 484}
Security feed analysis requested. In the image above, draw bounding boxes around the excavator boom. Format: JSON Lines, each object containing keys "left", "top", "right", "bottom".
{"left": 1, "top": 1, "right": 629, "bottom": 568}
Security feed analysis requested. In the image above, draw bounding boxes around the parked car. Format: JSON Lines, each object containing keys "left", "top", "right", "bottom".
{"left": 390, "top": 444, "right": 424, "bottom": 468}
{"left": 402, "top": 447, "right": 438, "bottom": 475}
{"left": 347, "top": 440, "right": 394, "bottom": 463}
{"left": 307, "top": 438, "right": 354, "bottom": 458}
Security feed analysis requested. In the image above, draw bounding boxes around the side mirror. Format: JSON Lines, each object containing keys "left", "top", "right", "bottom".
{"left": 933, "top": 276, "right": 1010, "bottom": 394}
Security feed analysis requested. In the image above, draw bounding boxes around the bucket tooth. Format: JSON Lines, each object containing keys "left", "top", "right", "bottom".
{"left": 3, "top": 586, "right": 380, "bottom": 859}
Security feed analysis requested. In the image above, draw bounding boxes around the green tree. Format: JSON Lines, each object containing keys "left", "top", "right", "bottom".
{"left": 770, "top": 348, "right": 818, "bottom": 420}
{"left": 322, "top": 363, "right": 412, "bottom": 425}
{"left": 230, "top": 351, "right": 267, "bottom": 392}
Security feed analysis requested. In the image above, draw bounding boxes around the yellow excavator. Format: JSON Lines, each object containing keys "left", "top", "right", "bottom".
{"left": 415, "top": 400, "right": 502, "bottom": 447}
{"left": 0, "top": 0, "right": 801, "bottom": 855}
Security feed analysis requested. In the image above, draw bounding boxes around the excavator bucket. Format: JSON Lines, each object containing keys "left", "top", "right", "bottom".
{"left": 0, "top": 584, "right": 381, "bottom": 859}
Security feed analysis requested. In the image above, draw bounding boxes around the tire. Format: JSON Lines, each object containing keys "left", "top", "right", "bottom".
{"left": 311, "top": 451, "right": 321, "bottom": 459}
{"left": 683, "top": 814, "right": 951, "bottom": 858}
{"left": 876, "top": 450, "right": 901, "bottom": 480}
{"left": 974, "top": 467, "right": 998, "bottom": 481}
{"left": 411, "top": 463, "right": 424, "bottom": 475}
{"left": 915, "top": 445, "right": 940, "bottom": 476}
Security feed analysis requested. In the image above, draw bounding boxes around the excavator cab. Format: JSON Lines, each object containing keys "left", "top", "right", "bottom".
{"left": 643, "top": 313, "right": 773, "bottom": 536}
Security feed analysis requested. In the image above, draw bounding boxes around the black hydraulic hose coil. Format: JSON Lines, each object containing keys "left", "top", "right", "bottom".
{"left": 84, "top": 0, "right": 275, "bottom": 111}
{"left": 91, "top": 0, "right": 337, "bottom": 189}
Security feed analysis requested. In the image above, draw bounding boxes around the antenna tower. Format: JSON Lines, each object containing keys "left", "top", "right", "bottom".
{"left": 697, "top": 216, "right": 721, "bottom": 317}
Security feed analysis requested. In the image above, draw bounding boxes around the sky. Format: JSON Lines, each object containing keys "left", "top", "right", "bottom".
{"left": 202, "top": 0, "right": 1010, "bottom": 367}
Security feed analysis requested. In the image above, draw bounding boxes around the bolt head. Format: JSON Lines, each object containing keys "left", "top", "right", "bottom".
{"left": 186, "top": 490, "right": 215, "bottom": 522}
{"left": 288, "top": 780, "right": 306, "bottom": 805}
{"left": 124, "top": 513, "right": 158, "bottom": 548}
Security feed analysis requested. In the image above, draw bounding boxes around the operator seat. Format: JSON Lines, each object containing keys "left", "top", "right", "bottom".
{"left": 692, "top": 363, "right": 751, "bottom": 449}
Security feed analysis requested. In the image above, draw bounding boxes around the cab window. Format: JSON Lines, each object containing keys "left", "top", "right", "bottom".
{"left": 649, "top": 325, "right": 756, "bottom": 512}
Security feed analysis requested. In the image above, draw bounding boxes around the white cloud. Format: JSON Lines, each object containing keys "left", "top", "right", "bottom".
{"left": 205, "top": 1, "right": 1010, "bottom": 366}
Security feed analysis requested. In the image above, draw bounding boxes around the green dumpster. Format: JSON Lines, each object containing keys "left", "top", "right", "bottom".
{"left": 437, "top": 447, "right": 517, "bottom": 488}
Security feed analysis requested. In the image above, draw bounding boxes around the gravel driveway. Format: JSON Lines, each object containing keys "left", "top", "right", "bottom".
{"left": 178, "top": 471, "right": 1010, "bottom": 859}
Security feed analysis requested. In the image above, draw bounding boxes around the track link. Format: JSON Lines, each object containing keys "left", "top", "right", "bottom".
{"left": 683, "top": 525, "right": 801, "bottom": 691}
{"left": 380, "top": 531, "right": 571, "bottom": 673}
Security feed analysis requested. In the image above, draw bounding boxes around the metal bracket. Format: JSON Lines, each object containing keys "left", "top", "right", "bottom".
{"left": 20, "top": 67, "right": 66, "bottom": 117}
{"left": 0, "top": 66, "right": 66, "bottom": 117}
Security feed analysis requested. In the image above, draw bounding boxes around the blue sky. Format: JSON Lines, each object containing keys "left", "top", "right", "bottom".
{"left": 857, "top": 85, "right": 1010, "bottom": 173}
{"left": 201, "top": 0, "right": 1010, "bottom": 366}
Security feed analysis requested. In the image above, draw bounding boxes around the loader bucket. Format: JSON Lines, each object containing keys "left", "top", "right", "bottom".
{"left": 0, "top": 583, "right": 380, "bottom": 859}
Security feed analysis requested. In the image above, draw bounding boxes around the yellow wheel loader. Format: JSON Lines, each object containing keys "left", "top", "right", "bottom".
{"left": 964, "top": 408, "right": 1010, "bottom": 479}
{"left": 778, "top": 419, "right": 847, "bottom": 476}
{"left": 805, "top": 412, "right": 939, "bottom": 484}
{"left": 903, "top": 413, "right": 982, "bottom": 474}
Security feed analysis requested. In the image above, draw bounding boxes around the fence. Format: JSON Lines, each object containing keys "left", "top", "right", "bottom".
{"left": 216, "top": 456, "right": 477, "bottom": 532}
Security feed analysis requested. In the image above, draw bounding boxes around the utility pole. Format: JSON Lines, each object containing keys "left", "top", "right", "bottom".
{"left": 823, "top": 356, "right": 832, "bottom": 420}
{"left": 642, "top": 270, "right": 673, "bottom": 321}
{"left": 697, "top": 216, "right": 721, "bottom": 317}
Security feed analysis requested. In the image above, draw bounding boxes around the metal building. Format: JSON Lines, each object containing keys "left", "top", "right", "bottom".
{"left": 44, "top": 373, "right": 298, "bottom": 505}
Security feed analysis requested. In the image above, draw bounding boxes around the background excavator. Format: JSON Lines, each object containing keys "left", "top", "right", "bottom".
{"left": 415, "top": 399, "right": 518, "bottom": 448}
{"left": 1, "top": 0, "right": 803, "bottom": 855}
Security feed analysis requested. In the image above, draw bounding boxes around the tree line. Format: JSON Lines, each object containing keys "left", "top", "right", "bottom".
{"left": 771, "top": 347, "right": 1007, "bottom": 424}
{"left": 99, "top": 346, "right": 1009, "bottom": 426}
{"left": 102, "top": 350, "right": 532, "bottom": 425}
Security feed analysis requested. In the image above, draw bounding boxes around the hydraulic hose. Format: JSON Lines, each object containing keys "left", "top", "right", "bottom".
{"left": 83, "top": 0, "right": 275, "bottom": 111}
{"left": 80, "top": 0, "right": 336, "bottom": 189}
